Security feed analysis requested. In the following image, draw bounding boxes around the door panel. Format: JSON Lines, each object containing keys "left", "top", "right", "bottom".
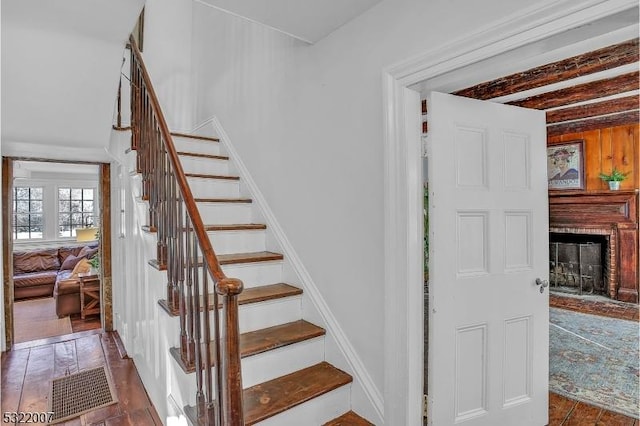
{"left": 427, "top": 92, "right": 548, "bottom": 425}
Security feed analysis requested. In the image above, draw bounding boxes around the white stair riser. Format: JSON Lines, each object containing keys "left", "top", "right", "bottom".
{"left": 131, "top": 175, "right": 143, "bottom": 201}
{"left": 179, "top": 156, "right": 229, "bottom": 175}
{"left": 197, "top": 203, "right": 252, "bottom": 224}
{"left": 161, "top": 295, "right": 302, "bottom": 346}
{"left": 125, "top": 151, "right": 138, "bottom": 175}
{"left": 161, "top": 261, "right": 283, "bottom": 291}
{"left": 241, "top": 337, "right": 325, "bottom": 388}
{"left": 188, "top": 177, "right": 239, "bottom": 199}
{"left": 168, "top": 338, "right": 326, "bottom": 412}
{"left": 237, "top": 296, "right": 302, "bottom": 333}
{"left": 155, "top": 229, "right": 265, "bottom": 256}
{"left": 255, "top": 385, "right": 352, "bottom": 426}
{"left": 221, "top": 261, "right": 283, "bottom": 288}
{"left": 208, "top": 230, "right": 266, "bottom": 255}
{"left": 173, "top": 137, "right": 222, "bottom": 156}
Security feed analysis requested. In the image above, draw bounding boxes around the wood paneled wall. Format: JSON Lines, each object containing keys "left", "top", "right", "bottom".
{"left": 548, "top": 123, "right": 639, "bottom": 191}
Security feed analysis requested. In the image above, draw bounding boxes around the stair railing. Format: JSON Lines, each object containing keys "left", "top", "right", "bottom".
{"left": 128, "top": 35, "right": 244, "bottom": 426}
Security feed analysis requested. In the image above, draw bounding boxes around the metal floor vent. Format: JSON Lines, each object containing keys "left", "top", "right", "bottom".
{"left": 48, "top": 366, "right": 117, "bottom": 424}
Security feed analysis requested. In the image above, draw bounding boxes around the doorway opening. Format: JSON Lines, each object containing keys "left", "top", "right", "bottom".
{"left": 3, "top": 158, "right": 113, "bottom": 349}
{"left": 385, "top": 2, "right": 637, "bottom": 423}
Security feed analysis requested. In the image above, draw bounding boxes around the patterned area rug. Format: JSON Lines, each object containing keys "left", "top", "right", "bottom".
{"left": 550, "top": 307, "right": 639, "bottom": 418}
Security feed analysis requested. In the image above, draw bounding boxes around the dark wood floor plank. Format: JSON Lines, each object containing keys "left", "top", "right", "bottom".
{"left": 1, "top": 331, "right": 160, "bottom": 426}
{"left": 100, "top": 334, "right": 153, "bottom": 414}
{"left": 53, "top": 340, "right": 79, "bottom": 378}
{"left": 70, "top": 313, "right": 102, "bottom": 333}
{"left": 596, "top": 410, "right": 638, "bottom": 425}
{"left": 75, "top": 333, "right": 105, "bottom": 370}
{"left": 82, "top": 403, "right": 122, "bottom": 425}
{"left": 103, "top": 407, "right": 157, "bottom": 426}
{"left": 57, "top": 418, "right": 82, "bottom": 426}
{"left": 17, "top": 345, "right": 55, "bottom": 414}
{"left": 564, "top": 401, "right": 603, "bottom": 425}
{"left": 0, "top": 347, "right": 31, "bottom": 414}
{"left": 548, "top": 392, "right": 577, "bottom": 425}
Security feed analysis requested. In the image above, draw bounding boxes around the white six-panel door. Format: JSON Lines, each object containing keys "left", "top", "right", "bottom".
{"left": 427, "top": 92, "right": 549, "bottom": 425}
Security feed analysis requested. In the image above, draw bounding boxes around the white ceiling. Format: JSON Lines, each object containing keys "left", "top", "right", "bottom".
{"left": 1, "top": 0, "right": 144, "bottom": 157}
{"left": 196, "top": 0, "right": 382, "bottom": 43}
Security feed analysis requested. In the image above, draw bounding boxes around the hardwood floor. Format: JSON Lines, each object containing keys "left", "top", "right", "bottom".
{"left": 2, "top": 331, "right": 161, "bottom": 426}
{"left": 549, "top": 392, "right": 638, "bottom": 425}
{"left": 4, "top": 293, "right": 637, "bottom": 426}
{"left": 70, "top": 313, "right": 102, "bottom": 334}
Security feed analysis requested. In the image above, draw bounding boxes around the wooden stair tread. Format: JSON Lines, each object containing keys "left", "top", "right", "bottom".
{"left": 149, "top": 251, "right": 284, "bottom": 270}
{"left": 243, "top": 362, "right": 352, "bottom": 425}
{"left": 158, "top": 283, "right": 302, "bottom": 316}
{"left": 241, "top": 320, "right": 325, "bottom": 357}
{"left": 141, "top": 225, "right": 157, "bottom": 233}
{"left": 204, "top": 223, "right": 266, "bottom": 231}
{"left": 323, "top": 411, "right": 375, "bottom": 426}
{"left": 170, "top": 132, "right": 219, "bottom": 142}
{"left": 218, "top": 251, "right": 284, "bottom": 264}
{"left": 177, "top": 151, "right": 228, "bottom": 160}
{"left": 143, "top": 223, "right": 267, "bottom": 234}
{"left": 194, "top": 197, "right": 252, "bottom": 203}
{"left": 170, "top": 320, "right": 325, "bottom": 373}
{"left": 185, "top": 172, "right": 239, "bottom": 180}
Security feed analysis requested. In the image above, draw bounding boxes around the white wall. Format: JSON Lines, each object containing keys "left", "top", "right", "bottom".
{"left": 189, "top": 0, "right": 537, "bottom": 411}
{"left": 141, "top": 0, "right": 195, "bottom": 132}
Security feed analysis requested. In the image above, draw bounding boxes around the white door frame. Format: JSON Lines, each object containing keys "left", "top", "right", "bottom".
{"left": 381, "top": 0, "right": 637, "bottom": 424}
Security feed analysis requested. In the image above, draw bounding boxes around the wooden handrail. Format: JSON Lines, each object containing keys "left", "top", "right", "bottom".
{"left": 128, "top": 35, "right": 244, "bottom": 425}
{"left": 129, "top": 36, "right": 225, "bottom": 282}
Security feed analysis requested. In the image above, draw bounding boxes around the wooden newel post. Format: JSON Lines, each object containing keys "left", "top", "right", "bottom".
{"left": 216, "top": 277, "right": 245, "bottom": 426}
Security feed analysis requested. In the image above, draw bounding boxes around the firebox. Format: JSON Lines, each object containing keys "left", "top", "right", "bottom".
{"left": 549, "top": 233, "right": 607, "bottom": 295}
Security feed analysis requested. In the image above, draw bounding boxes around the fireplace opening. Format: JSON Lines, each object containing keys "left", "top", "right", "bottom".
{"left": 549, "top": 233, "right": 609, "bottom": 296}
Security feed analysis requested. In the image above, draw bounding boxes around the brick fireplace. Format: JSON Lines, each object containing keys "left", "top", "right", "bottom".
{"left": 548, "top": 190, "right": 639, "bottom": 303}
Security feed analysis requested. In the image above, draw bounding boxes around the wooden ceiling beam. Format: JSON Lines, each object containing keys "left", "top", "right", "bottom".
{"left": 546, "top": 95, "right": 639, "bottom": 124}
{"left": 453, "top": 38, "right": 639, "bottom": 100}
{"left": 546, "top": 110, "right": 639, "bottom": 137}
{"left": 507, "top": 71, "right": 639, "bottom": 110}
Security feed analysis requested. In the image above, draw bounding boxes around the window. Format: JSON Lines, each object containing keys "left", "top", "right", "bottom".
{"left": 58, "top": 187, "right": 95, "bottom": 238}
{"left": 13, "top": 187, "right": 44, "bottom": 239}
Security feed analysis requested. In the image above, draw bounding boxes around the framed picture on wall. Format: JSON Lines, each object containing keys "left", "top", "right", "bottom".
{"left": 547, "top": 140, "right": 585, "bottom": 190}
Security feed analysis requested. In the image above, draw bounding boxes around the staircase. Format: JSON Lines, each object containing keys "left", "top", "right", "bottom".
{"left": 125, "top": 38, "right": 374, "bottom": 425}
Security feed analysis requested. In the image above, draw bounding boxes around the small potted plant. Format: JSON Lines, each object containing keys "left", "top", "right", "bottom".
{"left": 599, "top": 167, "right": 629, "bottom": 190}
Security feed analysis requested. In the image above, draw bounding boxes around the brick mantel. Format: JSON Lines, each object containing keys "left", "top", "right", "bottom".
{"left": 549, "top": 190, "right": 639, "bottom": 303}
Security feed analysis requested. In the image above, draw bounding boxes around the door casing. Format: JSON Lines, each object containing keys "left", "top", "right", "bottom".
{"left": 2, "top": 157, "right": 113, "bottom": 350}
{"left": 381, "top": 0, "right": 637, "bottom": 424}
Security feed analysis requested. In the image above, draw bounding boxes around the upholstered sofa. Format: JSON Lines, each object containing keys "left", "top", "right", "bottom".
{"left": 13, "top": 244, "right": 98, "bottom": 317}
